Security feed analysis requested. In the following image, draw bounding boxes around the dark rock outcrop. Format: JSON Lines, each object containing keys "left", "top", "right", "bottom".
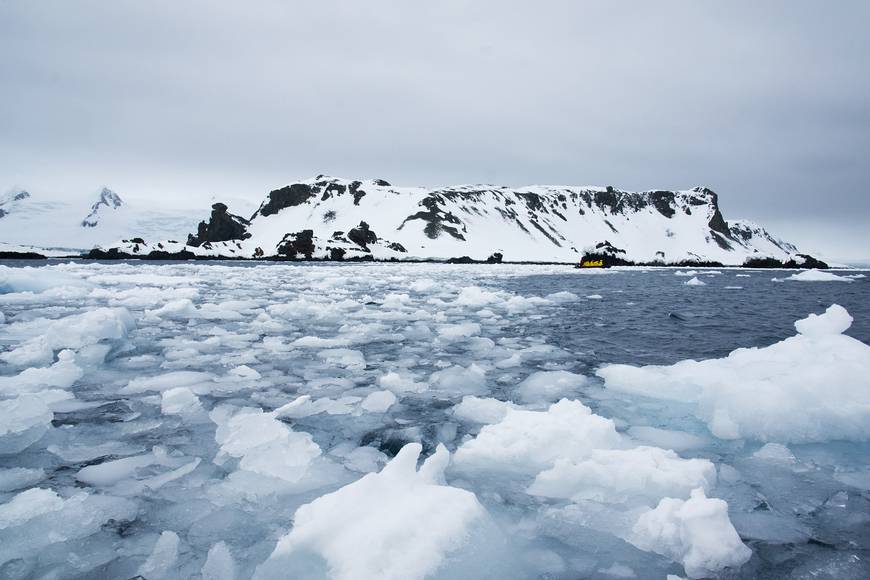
{"left": 277, "top": 230, "right": 316, "bottom": 259}
{"left": 187, "top": 203, "right": 251, "bottom": 247}
{"left": 743, "top": 254, "right": 829, "bottom": 269}
{"left": 0, "top": 250, "right": 46, "bottom": 259}
{"left": 347, "top": 221, "right": 378, "bottom": 248}
{"left": 256, "top": 184, "right": 316, "bottom": 217}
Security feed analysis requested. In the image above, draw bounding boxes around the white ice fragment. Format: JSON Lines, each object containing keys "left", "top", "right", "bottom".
{"left": 545, "top": 291, "right": 579, "bottom": 302}
{"left": 453, "top": 400, "right": 620, "bottom": 475}
{"left": 529, "top": 446, "right": 716, "bottom": 505}
{"left": 255, "top": 443, "right": 488, "bottom": 580}
{"left": 0, "top": 467, "right": 45, "bottom": 492}
{"left": 0, "top": 307, "right": 134, "bottom": 367}
{"left": 228, "top": 364, "right": 262, "bottom": 379}
{"left": 212, "top": 407, "right": 322, "bottom": 482}
{"left": 599, "top": 305, "right": 870, "bottom": 443}
{"left": 684, "top": 277, "right": 706, "bottom": 286}
{"left": 202, "top": 541, "right": 236, "bottom": 580}
{"left": 586, "top": 294, "right": 604, "bottom": 299}
{"left": 630, "top": 488, "right": 751, "bottom": 578}
{"left": 0, "top": 488, "right": 65, "bottom": 529}
{"left": 360, "top": 390, "right": 397, "bottom": 413}
{"left": 138, "top": 530, "right": 180, "bottom": 580}
{"left": 317, "top": 348, "right": 366, "bottom": 371}
{"left": 0, "top": 349, "right": 82, "bottom": 395}
{"left": 429, "top": 363, "right": 487, "bottom": 395}
{"left": 785, "top": 270, "right": 854, "bottom": 282}
{"left": 455, "top": 285, "right": 503, "bottom": 307}
{"left": 123, "top": 371, "right": 216, "bottom": 394}
{"left": 378, "top": 371, "right": 428, "bottom": 394}
{"left": 161, "top": 387, "right": 204, "bottom": 416}
{"left": 453, "top": 396, "right": 518, "bottom": 424}
{"left": 437, "top": 322, "right": 481, "bottom": 340}
{"left": 516, "top": 370, "right": 588, "bottom": 403}
{"left": 0, "top": 395, "right": 53, "bottom": 454}
{"left": 793, "top": 303, "right": 852, "bottom": 336}
{"left": 752, "top": 443, "right": 797, "bottom": 464}
{"left": 599, "top": 563, "right": 636, "bottom": 577}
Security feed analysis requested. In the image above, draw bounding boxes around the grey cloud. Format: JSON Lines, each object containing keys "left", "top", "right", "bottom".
{"left": 1, "top": 0, "right": 868, "bottom": 259}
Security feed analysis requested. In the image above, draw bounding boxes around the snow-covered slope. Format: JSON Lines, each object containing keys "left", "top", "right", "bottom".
{"left": 0, "top": 188, "right": 201, "bottom": 252}
{"left": 103, "top": 176, "right": 803, "bottom": 264}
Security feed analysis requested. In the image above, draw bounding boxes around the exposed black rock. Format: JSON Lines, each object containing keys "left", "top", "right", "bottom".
{"left": 329, "top": 247, "right": 346, "bottom": 261}
{"left": 399, "top": 195, "right": 466, "bottom": 240}
{"left": 349, "top": 181, "right": 367, "bottom": 205}
{"left": 187, "top": 203, "right": 251, "bottom": 247}
{"left": 0, "top": 250, "right": 46, "bottom": 259}
{"left": 277, "top": 230, "right": 316, "bottom": 259}
{"left": 347, "top": 221, "right": 378, "bottom": 248}
{"left": 256, "top": 184, "right": 316, "bottom": 217}
{"left": 446, "top": 256, "right": 476, "bottom": 264}
{"left": 387, "top": 242, "right": 407, "bottom": 253}
{"left": 486, "top": 252, "right": 503, "bottom": 263}
{"left": 743, "top": 254, "right": 829, "bottom": 269}
{"left": 373, "top": 179, "right": 391, "bottom": 187}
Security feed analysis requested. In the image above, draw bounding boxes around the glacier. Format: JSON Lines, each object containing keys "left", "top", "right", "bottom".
{"left": 0, "top": 260, "right": 868, "bottom": 579}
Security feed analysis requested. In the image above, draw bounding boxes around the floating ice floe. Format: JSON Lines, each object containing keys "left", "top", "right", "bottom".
{"left": 684, "top": 277, "right": 706, "bottom": 286}
{"left": 598, "top": 304, "right": 870, "bottom": 442}
{"left": 254, "top": 443, "right": 502, "bottom": 580}
{"left": 784, "top": 270, "right": 854, "bottom": 282}
{"left": 452, "top": 399, "right": 748, "bottom": 578}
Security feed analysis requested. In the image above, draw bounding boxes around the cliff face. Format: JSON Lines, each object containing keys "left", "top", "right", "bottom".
{"left": 93, "top": 176, "right": 805, "bottom": 265}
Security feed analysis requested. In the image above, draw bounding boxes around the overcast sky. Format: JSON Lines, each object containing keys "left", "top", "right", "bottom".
{"left": 1, "top": 1, "right": 868, "bottom": 261}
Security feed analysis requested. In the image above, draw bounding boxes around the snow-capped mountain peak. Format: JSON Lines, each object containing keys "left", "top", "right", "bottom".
{"left": 81, "top": 187, "right": 124, "bottom": 228}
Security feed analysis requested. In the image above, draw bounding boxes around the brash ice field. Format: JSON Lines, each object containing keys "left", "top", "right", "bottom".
{"left": 0, "top": 261, "right": 868, "bottom": 580}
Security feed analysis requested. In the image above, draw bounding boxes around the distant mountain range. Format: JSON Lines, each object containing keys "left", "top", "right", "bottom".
{"left": 0, "top": 177, "right": 823, "bottom": 266}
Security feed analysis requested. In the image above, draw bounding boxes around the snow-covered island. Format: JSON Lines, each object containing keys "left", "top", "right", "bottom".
{"left": 1, "top": 177, "right": 828, "bottom": 267}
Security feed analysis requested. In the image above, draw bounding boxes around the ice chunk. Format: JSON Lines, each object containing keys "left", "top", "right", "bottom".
{"left": 516, "top": 370, "right": 588, "bottom": 403}
{"left": 123, "top": 370, "right": 216, "bottom": 394}
{"left": 254, "top": 443, "right": 489, "bottom": 580}
{"left": 785, "top": 270, "right": 854, "bottom": 282}
{"left": 161, "top": 386, "right": 205, "bottom": 416}
{"left": 752, "top": 442, "right": 797, "bottom": 464}
{"left": 684, "top": 277, "right": 706, "bottom": 286}
{"left": 202, "top": 541, "right": 236, "bottom": 580}
{"left": 599, "top": 305, "right": 870, "bottom": 443}
{"left": 437, "top": 322, "right": 481, "bottom": 340}
{"left": 0, "top": 467, "right": 44, "bottom": 492}
{"left": 586, "top": 293, "right": 604, "bottom": 299}
{"left": 455, "top": 286, "right": 503, "bottom": 307}
{"left": 453, "top": 400, "right": 621, "bottom": 475}
{"left": 0, "top": 395, "right": 53, "bottom": 454}
{"left": 630, "top": 488, "right": 751, "bottom": 578}
{"left": 317, "top": 348, "right": 366, "bottom": 371}
{"left": 529, "top": 446, "right": 716, "bottom": 505}
{"left": 360, "top": 390, "right": 397, "bottom": 413}
{"left": 212, "top": 406, "right": 322, "bottom": 482}
{"left": 545, "top": 291, "right": 579, "bottom": 302}
{"left": 138, "top": 530, "right": 180, "bottom": 580}
{"left": 794, "top": 303, "right": 852, "bottom": 337}
{"left": 1, "top": 307, "right": 134, "bottom": 366}
{"left": 0, "top": 489, "right": 137, "bottom": 565}
{"left": 0, "top": 265, "right": 88, "bottom": 294}
{"left": 429, "top": 363, "right": 487, "bottom": 395}
{"left": 0, "top": 488, "right": 65, "bottom": 529}
{"left": 453, "top": 396, "right": 518, "bottom": 424}
{"left": 0, "top": 349, "right": 82, "bottom": 395}
{"left": 378, "top": 371, "right": 428, "bottom": 394}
